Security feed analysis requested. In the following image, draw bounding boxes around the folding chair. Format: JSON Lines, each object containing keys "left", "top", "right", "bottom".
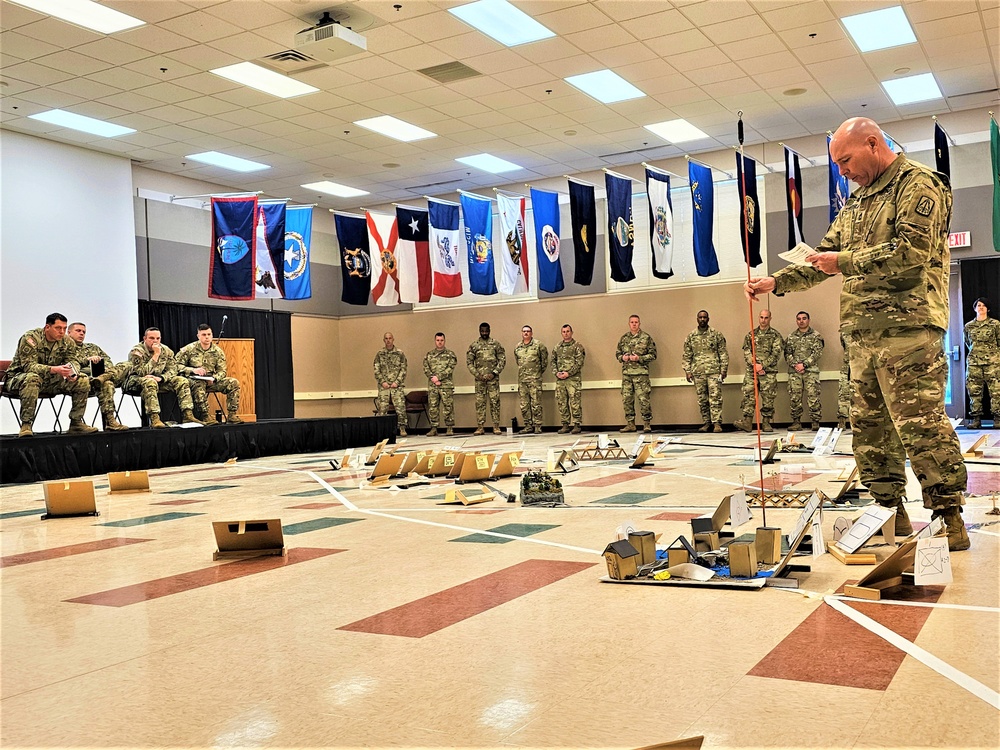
{"left": 1, "top": 360, "right": 68, "bottom": 433}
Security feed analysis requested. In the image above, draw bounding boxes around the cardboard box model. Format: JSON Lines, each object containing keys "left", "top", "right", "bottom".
{"left": 728, "top": 541, "right": 758, "bottom": 577}
{"left": 755, "top": 527, "right": 782, "bottom": 564}
{"left": 603, "top": 540, "right": 641, "bottom": 580}
{"left": 212, "top": 519, "right": 285, "bottom": 560}
{"left": 628, "top": 530, "right": 656, "bottom": 565}
{"left": 42, "top": 480, "right": 99, "bottom": 519}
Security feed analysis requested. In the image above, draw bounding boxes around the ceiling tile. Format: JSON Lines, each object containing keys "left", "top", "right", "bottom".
{"left": 563, "top": 24, "right": 637, "bottom": 53}
{"left": 99, "top": 91, "right": 169, "bottom": 112}
{"left": 537, "top": 2, "right": 614, "bottom": 33}
{"left": 738, "top": 50, "right": 801, "bottom": 76}
{"left": 169, "top": 94, "right": 241, "bottom": 116}
{"left": 74, "top": 37, "right": 153, "bottom": 66}
{"left": 213, "top": 32, "right": 284, "bottom": 60}
{"left": 701, "top": 14, "right": 772, "bottom": 45}
{"left": 592, "top": 0, "right": 665, "bottom": 22}
{"left": 15, "top": 17, "right": 102, "bottom": 47}
{"left": 158, "top": 10, "right": 241, "bottom": 44}
{"left": 905, "top": 0, "right": 980, "bottom": 24}
{"left": 512, "top": 37, "right": 583, "bottom": 65}
{"left": 679, "top": 0, "right": 757, "bottom": 26}
{"left": 666, "top": 46, "right": 731, "bottom": 73}
{"left": 397, "top": 10, "right": 475, "bottom": 44}
{"left": 12, "top": 87, "right": 84, "bottom": 109}
{"left": 202, "top": 0, "right": 294, "bottom": 30}
{"left": 2, "top": 60, "right": 76, "bottom": 86}
{"left": 0, "top": 30, "right": 60, "bottom": 61}
{"left": 382, "top": 45, "right": 454, "bottom": 72}
{"left": 618, "top": 9, "right": 694, "bottom": 41}
{"left": 645, "top": 28, "right": 714, "bottom": 58}
{"left": 133, "top": 81, "right": 202, "bottom": 105}
{"left": 719, "top": 34, "right": 789, "bottom": 61}
{"left": 50, "top": 77, "right": 122, "bottom": 100}
{"left": 685, "top": 62, "right": 747, "bottom": 86}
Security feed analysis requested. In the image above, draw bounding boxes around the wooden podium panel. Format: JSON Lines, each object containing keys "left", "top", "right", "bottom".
{"left": 217, "top": 338, "right": 255, "bottom": 422}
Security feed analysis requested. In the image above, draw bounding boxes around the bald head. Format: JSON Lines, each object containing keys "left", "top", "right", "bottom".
{"left": 829, "top": 117, "right": 897, "bottom": 188}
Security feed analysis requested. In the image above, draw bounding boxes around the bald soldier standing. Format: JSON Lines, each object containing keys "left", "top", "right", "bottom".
{"left": 746, "top": 116, "right": 969, "bottom": 551}
{"left": 616, "top": 314, "right": 657, "bottom": 433}
{"left": 374, "top": 332, "right": 408, "bottom": 437}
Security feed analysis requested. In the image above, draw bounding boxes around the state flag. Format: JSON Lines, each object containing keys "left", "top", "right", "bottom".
{"left": 529, "top": 187, "right": 564, "bottom": 293}
{"left": 497, "top": 193, "right": 528, "bottom": 295}
{"left": 735, "top": 153, "right": 762, "bottom": 267}
{"left": 605, "top": 172, "right": 635, "bottom": 283}
{"left": 210, "top": 196, "right": 257, "bottom": 301}
{"left": 568, "top": 179, "right": 596, "bottom": 285}
{"left": 644, "top": 166, "right": 674, "bottom": 279}
{"left": 827, "top": 135, "right": 850, "bottom": 224}
{"left": 461, "top": 193, "right": 497, "bottom": 296}
{"left": 395, "top": 206, "right": 432, "bottom": 303}
{"left": 992, "top": 116, "right": 1000, "bottom": 252}
{"left": 334, "top": 213, "right": 371, "bottom": 306}
{"left": 934, "top": 121, "right": 951, "bottom": 179}
{"left": 688, "top": 161, "right": 720, "bottom": 278}
{"left": 428, "top": 199, "right": 462, "bottom": 297}
{"left": 283, "top": 206, "right": 312, "bottom": 300}
{"left": 366, "top": 211, "right": 400, "bottom": 306}
{"left": 785, "top": 147, "right": 804, "bottom": 249}
{"left": 255, "top": 202, "right": 285, "bottom": 299}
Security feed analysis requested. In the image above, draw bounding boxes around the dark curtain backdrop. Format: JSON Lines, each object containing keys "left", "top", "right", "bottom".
{"left": 960, "top": 256, "right": 1000, "bottom": 420}
{"left": 138, "top": 301, "right": 293, "bottom": 420}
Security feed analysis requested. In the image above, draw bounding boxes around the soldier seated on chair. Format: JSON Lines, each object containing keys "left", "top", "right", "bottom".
{"left": 122, "top": 327, "right": 203, "bottom": 429}
{"left": 67, "top": 321, "right": 128, "bottom": 431}
{"left": 177, "top": 324, "right": 243, "bottom": 424}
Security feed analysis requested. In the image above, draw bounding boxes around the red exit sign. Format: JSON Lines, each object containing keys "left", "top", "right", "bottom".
{"left": 948, "top": 231, "right": 971, "bottom": 248}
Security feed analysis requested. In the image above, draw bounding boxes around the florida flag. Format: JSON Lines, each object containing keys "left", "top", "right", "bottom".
{"left": 395, "top": 206, "right": 432, "bottom": 303}
{"left": 428, "top": 199, "right": 462, "bottom": 297}
{"left": 366, "top": 211, "right": 400, "bottom": 306}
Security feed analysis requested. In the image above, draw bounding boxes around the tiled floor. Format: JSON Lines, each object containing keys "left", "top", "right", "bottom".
{"left": 1, "top": 427, "right": 997, "bottom": 749}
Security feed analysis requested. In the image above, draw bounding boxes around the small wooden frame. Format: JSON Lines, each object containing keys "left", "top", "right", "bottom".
{"left": 843, "top": 539, "right": 919, "bottom": 600}
{"left": 826, "top": 543, "right": 878, "bottom": 565}
{"left": 576, "top": 445, "right": 629, "bottom": 460}
{"left": 554, "top": 449, "right": 580, "bottom": 473}
{"left": 437, "top": 488, "right": 494, "bottom": 506}
{"left": 489, "top": 450, "right": 522, "bottom": 479}
{"left": 367, "top": 452, "right": 405, "bottom": 482}
{"left": 42, "top": 480, "right": 99, "bottom": 519}
{"left": 107, "top": 470, "right": 151, "bottom": 495}
{"left": 365, "top": 439, "right": 388, "bottom": 465}
{"left": 963, "top": 435, "right": 988, "bottom": 458}
{"left": 458, "top": 453, "right": 495, "bottom": 483}
{"left": 212, "top": 519, "right": 285, "bottom": 560}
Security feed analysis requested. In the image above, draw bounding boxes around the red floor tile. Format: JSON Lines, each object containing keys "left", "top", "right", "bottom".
{"left": 1, "top": 538, "right": 151, "bottom": 568}
{"left": 967, "top": 471, "right": 1000, "bottom": 494}
{"left": 151, "top": 466, "right": 224, "bottom": 478}
{"left": 203, "top": 470, "right": 288, "bottom": 481}
{"left": 646, "top": 512, "right": 702, "bottom": 522}
{"left": 572, "top": 472, "right": 647, "bottom": 488}
{"left": 453, "top": 509, "right": 507, "bottom": 514}
{"left": 287, "top": 502, "right": 343, "bottom": 509}
{"left": 152, "top": 498, "right": 211, "bottom": 506}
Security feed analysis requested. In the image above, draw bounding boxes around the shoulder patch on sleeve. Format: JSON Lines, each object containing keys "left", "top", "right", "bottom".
{"left": 915, "top": 196, "right": 934, "bottom": 216}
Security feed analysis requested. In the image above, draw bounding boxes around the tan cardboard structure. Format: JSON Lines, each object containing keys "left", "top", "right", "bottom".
{"left": 42, "top": 480, "right": 99, "bottom": 519}
{"left": 212, "top": 519, "right": 285, "bottom": 560}
{"left": 107, "top": 470, "right": 151, "bottom": 495}
{"left": 630, "top": 443, "right": 652, "bottom": 468}
{"left": 633, "top": 736, "right": 704, "bottom": 750}
{"left": 489, "top": 451, "right": 522, "bottom": 479}
{"left": 365, "top": 439, "right": 389, "bottom": 465}
{"left": 424, "top": 451, "right": 458, "bottom": 477}
{"left": 843, "top": 538, "right": 920, "bottom": 600}
{"left": 457, "top": 453, "right": 495, "bottom": 483}
{"left": 436, "top": 488, "right": 494, "bottom": 506}
{"left": 367, "top": 452, "right": 405, "bottom": 483}
{"left": 962, "top": 435, "right": 988, "bottom": 458}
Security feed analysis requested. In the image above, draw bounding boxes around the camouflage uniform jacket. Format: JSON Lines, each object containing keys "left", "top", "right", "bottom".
{"left": 784, "top": 328, "right": 824, "bottom": 372}
{"left": 177, "top": 342, "right": 228, "bottom": 378}
{"left": 616, "top": 331, "right": 657, "bottom": 375}
{"left": 467, "top": 339, "right": 506, "bottom": 380}
{"left": 8, "top": 328, "right": 79, "bottom": 378}
{"left": 682, "top": 328, "right": 728, "bottom": 376}
{"left": 552, "top": 339, "right": 586, "bottom": 378}
{"left": 373, "top": 348, "right": 407, "bottom": 386}
{"left": 423, "top": 348, "right": 457, "bottom": 384}
{"left": 742, "top": 327, "right": 783, "bottom": 372}
{"left": 773, "top": 155, "right": 952, "bottom": 334}
{"left": 514, "top": 340, "right": 549, "bottom": 380}
{"left": 127, "top": 342, "right": 179, "bottom": 379}
{"left": 964, "top": 318, "right": 1000, "bottom": 366}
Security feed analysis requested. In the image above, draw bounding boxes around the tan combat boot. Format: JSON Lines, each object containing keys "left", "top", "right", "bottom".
{"left": 733, "top": 418, "right": 752, "bottom": 432}
{"left": 968, "top": 418, "right": 981, "bottom": 429}
{"left": 181, "top": 409, "right": 204, "bottom": 425}
{"left": 399, "top": 427, "right": 408, "bottom": 437}
{"left": 643, "top": 422, "right": 652, "bottom": 433}
{"left": 837, "top": 418, "right": 847, "bottom": 430}
{"left": 227, "top": 413, "right": 244, "bottom": 425}
{"left": 427, "top": 427, "right": 438, "bottom": 437}
{"left": 558, "top": 425, "right": 571, "bottom": 434}
{"left": 887, "top": 502, "right": 913, "bottom": 537}
{"left": 68, "top": 419, "right": 98, "bottom": 435}
{"left": 149, "top": 413, "right": 167, "bottom": 429}
{"left": 102, "top": 410, "right": 128, "bottom": 431}
{"left": 811, "top": 421, "right": 821, "bottom": 431}
{"left": 533, "top": 426, "right": 542, "bottom": 434}
{"left": 571, "top": 425, "right": 582, "bottom": 434}
{"left": 445, "top": 427, "right": 454, "bottom": 436}
{"left": 697, "top": 423, "right": 711, "bottom": 433}
{"left": 713, "top": 423, "right": 723, "bottom": 433}
{"left": 18, "top": 423, "right": 33, "bottom": 438}
{"left": 762, "top": 421, "right": 773, "bottom": 432}
{"left": 932, "top": 507, "right": 971, "bottom": 551}
{"left": 473, "top": 426, "right": 485, "bottom": 436}
{"left": 788, "top": 421, "right": 802, "bottom": 431}
{"left": 519, "top": 425, "right": 534, "bottom": 434}
{"left": 620, "top": 422, "right": 636, "bottom": 433}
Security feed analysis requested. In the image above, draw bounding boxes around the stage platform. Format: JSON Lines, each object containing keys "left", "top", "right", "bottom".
{"left": 0, "top": 416, "right": 396, "bottom": 485}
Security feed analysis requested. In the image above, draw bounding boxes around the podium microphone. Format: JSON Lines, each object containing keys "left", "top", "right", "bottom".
{"left": 219, "top": 315, "right": 228, "bottom": 340}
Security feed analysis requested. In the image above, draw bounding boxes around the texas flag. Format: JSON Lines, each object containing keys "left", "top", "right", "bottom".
{"left": 366, "top": 210, "right": 400, "bottom": 306}
{"left": 395, "top": 206, "right": 432, "bottom": 303}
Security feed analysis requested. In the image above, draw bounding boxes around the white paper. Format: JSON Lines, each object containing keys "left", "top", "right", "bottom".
{"left": 811, "top": 515, "right": 826, "bottom": 557}
{"left": 598, "top": 433, "right": 609, "bottom": 449}
{"left": 616, "top": 519, "right": 637, "bottom": 542}
{"left": 666, "top": 563, "right": 715, "bottom": 581}
{"left": 811, "top": 427, "right": 832, "bottom": 448}
{"left": 789, "top": 492, "right": 823, "bottom": 545}
{"left": 778, "top": 241, "right": 815, "bottom": 265}
{"left": 915, "top": 516, "right": 946, "bottom": 540}
{"left": 631, "top": 436, "right": 645, "bottom": 457}
{"left": 828, "top": 427, "right": 843, "bottom": 448}
{"left": 832, "top": 516, "right": 852, "bottom": 542}
{"left": 834, "top": 506, "right": 895, "bottom": 553}
{"left": 730, "top": 489, "right": 752, "bottom": 529}
{"left": 914, "top": 536, "right": 952, "bottom": 585}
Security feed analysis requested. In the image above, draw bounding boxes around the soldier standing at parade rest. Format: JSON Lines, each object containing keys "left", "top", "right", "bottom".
{"left": 467, "top": 322, "right": 506, "bottom": 435}
{"left": 682, "top": 310, "right": 728, "bottom": 433}
{"left": 746, "top": 116, "right": 969, "bottom": 550}
{"left": 514, "top": 325, "right": 548, "bottom": 434}
{"left": 374, "top": 332, "right": 408, "bottom": 437}
{"left": 785, "top": 311, "right": 825, "bottom": 431}
{"left": 123, "top": 327, "right": 203, "bottom": 429}
{"left": 176, "top": 324, "right": 243, "bottom": 425}
{"left": 7, "top": 312, "right": 96, "bottom": 437}
{"left": 67, "top": 322, "right": 127, "bottom": 431}
{"left": 734, "top": 309, "right": 783, "bottom": 433}
{"left": 552, "top": 324, "right": 586, "bottom": 434}
{"left": 838, "top": 334, "right": 851, "bottom": 430}
{"left": 964, "top": 297, "right": 1000, "bottom": 429}
{"left": 616, "top": 314, "right": 657, "bottom": 433}
{"left": 423, "top": 332, "right": 457, "bottom": 437}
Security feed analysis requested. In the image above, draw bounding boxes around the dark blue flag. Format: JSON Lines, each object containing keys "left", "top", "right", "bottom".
{"left": 461, "top": 193, "right": 497, "bottom": 296}
{"left": 735, "top": 153, "right": 762, "bottom": 267}
{"left": 283, "top": 206, "right": 312, "bottom": 300}
{"left": 688, "top": 162, "right": 720, "bottom": 277}
{"left": 256, "top": 202, "right": 286, "bottom": 298}
{"left": 605, "top": 172, "right": 635, "bottom": 283}
{"left": 334, "top": 213, "right": 372, "bottom": 306}
{"left": 827, "top": 135, "right": 850, "bottom": 224}
{"left": 934, "top": 121, "right": 951, "bottom": 179}
{"left": 210, "top": 196, "right": 257, "bottom": 300}
{"left": 568, "top": 179, "right": 596, "bottom": 285}
{"left": 530, "top": 187, "right": 564, "bottom": 293}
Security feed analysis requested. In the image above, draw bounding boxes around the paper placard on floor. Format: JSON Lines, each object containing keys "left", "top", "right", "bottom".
{"left": 458, "top": 453, "right": 495, "bottom": 483}
{"left": 810, "top": 427, "right": 832, "bottom": 448}
{"left": 914, "top": 536, "right": 952, "bottom": 585}
{"left": 832, "top": 516, "right": 852, "bottom": 542}
{"left": 616, "top": 519, "right": 638, "bottom": 541}
{"left": 729, "top": 489, "right": 752, "bottom": 530}
{"left": 788, "top": 492, "right": 822, "bottom": 544}
{"left": 630, "top": 435, "right": 645, "bottom": 457}
{"left": 834, "top": 506, "right": 896, "bottom": 554}
{"left": 212, "top": 519, "right": 285, "bottom": 560}
{"left": 107, "top": 470, "right": 150, "bottom": 494}
{"left": 915, "top": 516, "right": 946, "bottom": 540}
{"left": 810, "top": 515, "right": 826, "bottom": 557}
{"left": 366, "top": 439, "right": 388, "bottom": 465}
{"left": 597, "top": 433, "right": 609, "bottom": 449}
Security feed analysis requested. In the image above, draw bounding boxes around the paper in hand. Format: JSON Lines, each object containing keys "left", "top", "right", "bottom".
{"left": 778, "top": 242, "right": 815, "bottom": 266}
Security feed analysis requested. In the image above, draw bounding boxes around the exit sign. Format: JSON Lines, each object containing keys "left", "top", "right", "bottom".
{"left": 949, "top": 231, "right": 971, "bottom": 248}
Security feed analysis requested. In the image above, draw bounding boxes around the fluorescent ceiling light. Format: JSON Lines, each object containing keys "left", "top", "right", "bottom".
{"left": 841, "top": 6, "right": 915, "bottom": 52}
{"left": 564, "top": 70, "right": 645, "bottom": 104}
{"left": 28, "top": 109, "right": 135, "bottom": 137}
{"left": 448, "top": 0, "right": 555, "bottom": 47}
{"left": 8, "top": 0, "right": 144, "bottom": 33}
{"left": 882, "top": 73, "right": 942, "bottom": 105}
{"left": 354, "top": 115, "right": 437, "bottom": 142}
{"left": 301, "top": 181, "right": 369, "bottom": 198}
{"left": 644, "top": 119, "right": 710, "bottom": 144}
{"left": 186, "top": 152, "right": 270, "bottom": 173}
{"left": 456, "top": 153, "right": 522, "bottom": 174}
{"left": 211, "top": 62, "right": 318, "bottom": 99}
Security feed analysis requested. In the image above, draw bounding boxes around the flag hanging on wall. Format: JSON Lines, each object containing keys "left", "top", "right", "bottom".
{"left": 991, "top": 115, "right": 1000, "bottom": 252}
{"left": 366, "top": 211, "right": 400, "bottom": 306}
{"left": 210, "top": 196, "right": 257, "bottom": 300}
{"left": 461, "top": 193, "right": 498, "bottom": 296}
{"left": 428, "top": 199, "right": 462, "bottom": 297}
{"left": 934, "top": 121, "right": 951, "bottom": 179}
{"left": 827, "top": 135, "right": 850, "bottom": 224}
{"left": 529, "top": 187, "right": 564, "bottom": 293}
{"left": 785, "top": 147, "right": 804, "bottom": 249}
{"left": 688, "top": 161, "right": 720, "bottom": 278}
{"left": 334, "top": 213, "right": 371, "bottom": 306}
{"left": 255, "top": 202, "right": 285, "bottom": 299}
{"left": 644, "top": 166, "right": 674, "bottom": 279}
{"left": 283, "top": 206, "right": 312, "bottom": 300}
{"left": 605, "top": 172, "right": 635, "bottom": 283}
{"left": 497, "top": 193, "right": 528, "bottom": 295}
{"left": 568, "top": 179, "right": 596, "bottom": 285}
{"left": 395, "top": 206, "right": 432, "bottom": 304}
{"left": 735, "top": 154, "right": 762, "bottom": 268}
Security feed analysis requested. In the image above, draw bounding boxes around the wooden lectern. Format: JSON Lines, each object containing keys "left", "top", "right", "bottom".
{"left": 217, "top": 338, "right": 256, "bottom": 422}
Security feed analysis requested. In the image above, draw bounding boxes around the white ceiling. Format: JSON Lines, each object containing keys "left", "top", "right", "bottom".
{"left": 1, "top": 0, "right": 997, "bottom": 207}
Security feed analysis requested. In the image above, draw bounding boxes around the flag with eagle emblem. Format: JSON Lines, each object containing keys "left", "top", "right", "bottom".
{"left": 497, "top": 193, "right": 528, "bottom": 295}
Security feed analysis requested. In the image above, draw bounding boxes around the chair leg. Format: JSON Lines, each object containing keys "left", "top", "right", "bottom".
{"left": 48, "top": 395, "right": 66, "bottom": 433}
{"left": 5, "top": 395, "right": 22, "bottom": 427}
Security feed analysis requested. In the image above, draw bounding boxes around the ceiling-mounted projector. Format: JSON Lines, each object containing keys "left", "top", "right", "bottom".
{"left": 294, "top": 22, "right": 367, "bottom": 63}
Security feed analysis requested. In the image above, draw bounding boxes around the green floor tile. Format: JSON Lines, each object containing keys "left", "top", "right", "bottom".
{"left": 451, "top": 522, "right": 558, "bottom": 544}
{"left": 590, "top": 492, "right": 664, "bottom": 505}
{"left": 0, "top": 508, "right": 46, "bottom": 519}
{"left": 282, "top": 489, "right": 332, "bottom": 497}
{"left": 98, "top": 512, "right": 203, "bottom": 527}
{"left": 282, "top": 517, "right": 364, "bottom": 535}
{"left": 164, "top": 484, "right": 236, "bottom": 494}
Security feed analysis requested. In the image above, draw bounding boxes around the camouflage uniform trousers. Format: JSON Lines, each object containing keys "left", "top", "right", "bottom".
{"left": 427, "top": 383, "right": 454, "bottom": 427}
{"left": 474, "top": 379, "right": 501, "bottom": 426}
{"left": 692, "top": 374, "right": 723, "bottom": 424}
{"left": 123, "top": 374, "right": 194, "bottom": 415}
{"left": 621, "top": 374, "right": 651, "bottom": 423}
{"left": 788, "top": 371, "right": 822, "bottom": 421}
{"left": 7, "top": 371, "right": 90, "bottom": 423}
{"left": 89, "top": 369, "right": 124, "bottom": 414}
{"left": 189, "top": 377, "right": 241, "bottom": 420}
{"left": 555, "top": 376, "right": 582, "bottom": 426}
{"left": 966, "top": 362, "right": 1000, "bottom": 418}
{"left": 518, "top": 376, "right": 543, "bottom": 427}
{"left": 838, "top": 359, "right": 852, "bottom": 421}
{"left": 850, "top": 327, "right": 966, "bottom": 511}
{"left": 377, "top": 387, "right": 407, "bottom": 429}
{"left": 739, "top": 372, "right": 776, "bottom": 421}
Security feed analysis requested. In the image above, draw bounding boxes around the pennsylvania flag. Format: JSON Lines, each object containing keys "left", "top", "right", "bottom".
{"left": 827, "top": 135, "right": 850, "bottom": 224}
{"left": 605, "top": 172, "right": 635, "bottom": 283}
{"left": 497, "top": 193, "right": 528, "bottom": 295}
{"left": 367, "top": 211, "right": 400, "bottom": 306}
{"left": 461, "top": 193, "right": 497, "bottom": 296}
{"left": 785, "top": 147, "right": 804, "bottom": 249}
{"left": 210, "top": 196, "right": 257, "bottom": 301}
{"left": 688, "top": 161, "right": 719, "bottom": 278}
{"left": 334, "top": 213, "right": 371, "bottom": 306}
{"left": 992, "top": 116, "right": 1000, "bottom": 252}
{"left": 568, "top": 179, "right": 596, "bottom": 285}
{"left": 529, "top": 188, "right": 564, "bottom": 293}
{"left": 255, "top": 202, "right": 285, "bottom": 299}
{"left": 934, "top": 121, "right": 951, "bottom": 179}
{"left": 283, "top": 206, "right": 312, "bottom": 300}
{"left": 735, "top": 153, "right": 762, "bottom": 268}
{"left": 395, "top": 206, "right": 432, "bottom": 304}
{"left": 428, "top": 199, "right": 462, "bottom": 297}
{"left": 644, "top": 166, "right": 674, "bottom": 279}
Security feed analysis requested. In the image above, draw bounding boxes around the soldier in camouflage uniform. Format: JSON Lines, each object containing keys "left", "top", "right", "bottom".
{"left": 6, "top": 313, "right": 96, "bottom": 437}
{"left": 374, "top": 332, "right": 408, "bottom": 437}
{"left": 176, "top": 324, "right": 243, "bottom": 425}
{"left": 964, "top": 297, "right": 1000, "bottom": 429}
{"left": 734, "top": 309, "right": 783, "bottom": 433}
{"left": 67, "top": 322, "right": 127, "bottom": 431}
{"left": 552, "top": 324, "right": 586, "bottom": 434}
{"left": 616, "top": 315, "right": 657, "bottom": 432}
{"left": 122, "top": 327, "right": 202, "bottom": 429}
{"left": 467, "top": 322, "right": 506, "bottom": 435}
{"left": 838, "top": 334, "right": 851, "bottom": 430}
{"left": 514, "top": 325, "right": 548, "bottom": 434}
{"left": 682, "top": 310, "right": 728, "bottom": 433}
{"left": 746, "top": 116, "right": 969, "bottom": 550}
{"left": 423, "top": 332, "right": 457, "bottom": 437}
{"left": 785, "top": 311, "right": 825, "bottom": 430}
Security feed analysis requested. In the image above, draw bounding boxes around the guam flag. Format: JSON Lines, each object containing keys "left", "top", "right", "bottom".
{"left": 210, "top": 196, "right": 257, "bottom": 300}
{"left": 334, "top": 213, "right": 371, "bottom": 306}
{"left": 568, "top": 179, "right": 596, "bottom": 285}
{"left": 644, "top": 166, "right": 674, "bottom": 279}
{"left": 461, "top": 193, "right": 497, "bottom": 296}
{"left": 529, "top": 188, "right": 563, "bottom": 293}
{"left": 395, "top": 206, "right": 432, "bottom": 303}
{"left": 688, "top": 161, "right": 720, "bottom": 277}
{"left": 255, "top": 202, "right": 285, "bottom": 299}
{"left": 735, "top": 154, "right": 762, "bottom": 267}
{"left": 605, "top": 172, "right": 635, "bottom": 283}
{"left": 283, "top": 206, "right": 312, "bottom": 300}
{"left": 785, "top": 146, "right": 804, "bottom": 249}
{"left": 827, "top": 135, "right": 850, "bottom": 224}
{"left": 428, "top": 199, "right": 462, "bottom": 297}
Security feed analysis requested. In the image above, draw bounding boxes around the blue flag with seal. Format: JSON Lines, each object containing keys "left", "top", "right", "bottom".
{"left": 688, "top": 161, "right": 720, "bottom": 277}
{"left": 735, "top": 153, "right": 762, "bottom": 268}
{"left": 461, "top": 193, "right": 497, "bottom": 296}
{"left": 530, "top": 187, "right": 564, "bottom": 293}
{"left": 283, "top": 206, "right": 312, "bottom": 300}
{"left": 827, "top": 135, "right": 850, "bottom": 224}
{"left": 210, "top": 196, "right": 257, "bottom": 300}
{"left": 255, "top": 202, "right": 286, "bottom": 299}
{"left": 334, "top": 213, "right": 372, "bottom": 306}
{"left": 605, "top": 172, "right": 635, "bottom": 283}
